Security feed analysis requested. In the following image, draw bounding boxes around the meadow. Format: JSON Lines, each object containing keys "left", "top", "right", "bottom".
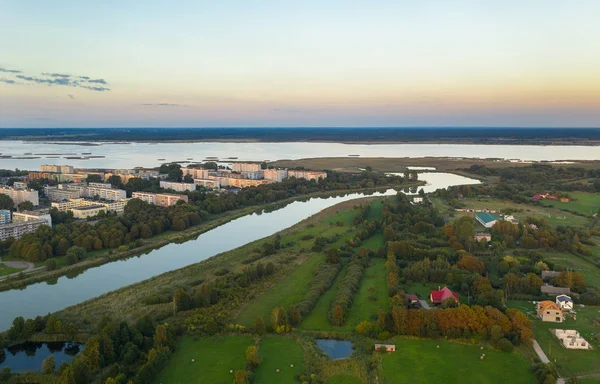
{"left": 152, "top": 335, "right": 254, "bottom": 384}
{"left": 540, "top": 192, "right": 600, "bottom": 216}
{"left": 543, "top": 251, "right": 600, "bottom": 289}
{"left": 380, "top": 338, "right": 536, "bottom": 384}
{"left": 254, "top": 336, "right": 304, "bottom": 383}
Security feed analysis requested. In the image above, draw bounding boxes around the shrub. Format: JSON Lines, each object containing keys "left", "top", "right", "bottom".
{"left": 45, "top": 258, "right": 57, "bottom": 271}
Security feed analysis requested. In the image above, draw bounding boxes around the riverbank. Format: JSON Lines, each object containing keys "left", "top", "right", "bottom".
{"left": 0, "top": 183, "right": 423, "bottom": 293}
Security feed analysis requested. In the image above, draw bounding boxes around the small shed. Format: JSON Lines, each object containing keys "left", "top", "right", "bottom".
{"left": 375, "top": 344, "right": 396, "bottom": 352}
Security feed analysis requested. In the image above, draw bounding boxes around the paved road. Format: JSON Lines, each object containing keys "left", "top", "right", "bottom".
{"left": 532, "top": 339, "right": 550, "bottom": 363}
{"left": 0, "top": 257, "right": 44, "bottom": 281}
{"left": 419, "top": 300, "right": 431, "bottom": 310}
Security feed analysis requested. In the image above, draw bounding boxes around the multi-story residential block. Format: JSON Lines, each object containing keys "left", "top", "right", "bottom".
{"left": 226, "top": 178, "right": 272, "bottom": 188}
{"left": 232, "top": 162, "right": 262, "bottom": 173}
{"left": 183, "top": 167, "right": 210, "bottom": 179}
{"left": 194, "top": 178, "right": 220, "bottom": 189}
{"left": 0, "top": 210, "right": 10, "bottom": 224}
{"left": 0, "top": 186, "right": 39, "bottom": 207}
{"left": 28, "top": 171, "right": 53, "bottom": 180}
{"left": 58, "top": 184, "right": 126, "bottom": 201}
{"left": 241, "top": 171, "right": 264, "bottom": 180}
{"left": 13, "top": 211, "right": 53, "bottom": 227}
{"left": 45, "top": 186, "right": 81, "bottom": 202}
{"left": 132, "top": 192, "right": 156, "bottom": 204}
{"left": 156, "top": 193, "right": 188, "bottom": 207}
{"left": 287, "top": 170, "right": 327, "bottom": 181}
{"left": 70, "top": 205, "right": 107, "bottom": 219}
{"left": 263, "top": 169, "right": 288, "bottom": 182}
{"left": 88, "top": 182, "right": 112, "bottom": 188}
{"left": 40, "top": 165, "right": 74, "bottom": 174}
{"left": 159, "top": 181, "right": 196, "bottom": 192}
{"left": 51, "top": 198, "right": 130, "bottom": 214}
{"left": 13, "top": 182, "right": 28, "bottom": 190}
{"left": 131, "top": 192, "right": 188, "bottom": 207}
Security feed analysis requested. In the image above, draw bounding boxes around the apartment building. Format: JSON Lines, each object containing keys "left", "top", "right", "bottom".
{"left": 59, "top": 184, "right": 126, "bottom": 201}
{"left": 226, "top": 178, "right": 272, "bottom": 188}
{"left": 28, "top": 171, "right": 53, "bottom": 180}
{"left": 183, "top": 167, "right": 210, "bottom": 179}
{"left": 287, "top": 170, "right": 327, "bottom": 181}
{"left": 194, "top": 178, "right": 220, "bottom": 189}
{"left": 104, "top": 173, "right": 141, "bottom": 183}
{"left": 13, "top": 182, "right": 28, "bottom": 190}
{"left": 40, "top": 165, "right": 74, "bottom": 174}
{"left": 159, "top": 181, "right": 196, "bottom": 192}
{"left": 232, "top": 162, "right": 262, "bottom": 173}
{"left": 0, "top": 210, "right": 10, "bottom": 224}
{"left": 156, "top": 193, "right": 188, "bottom": 207}
{"left": 70, "top": 205, "right": 107, "bottom": 219}
{"left": 0, "top": 186, "right": 39, "bottom": 207}
{"left": 263, "top": 169, "right": 288, "bottom": 182}
{"left": 45, "top": 186, "right": 81, "bottom": 202}
{"left": 13, "top": 211, "right": 53, "bottom": 227}
{"left": 132, "top": 192, "right": 156, "bottom": 204}
{"left": 52, "top": 198, "right": 130, "bottom": 214}
{"left": 241, "top": 171, "right": 264, "bottom": 180}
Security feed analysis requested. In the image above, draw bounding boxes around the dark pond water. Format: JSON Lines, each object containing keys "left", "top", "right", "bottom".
{"left": 0, "top": 342, "right": 82, "bottom": 373}
{"left": 0, "top": 172, "right": 480, "bottom": 331}
{"left": 316, "top": 339, "right": 354, "bottom": 360}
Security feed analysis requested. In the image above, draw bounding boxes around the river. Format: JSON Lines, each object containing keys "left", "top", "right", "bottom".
{"left": 0, "top": 172, "right": 479, "bottom": 330}
{"left": 0, "top": 140, "right": 598, "bottom": 170}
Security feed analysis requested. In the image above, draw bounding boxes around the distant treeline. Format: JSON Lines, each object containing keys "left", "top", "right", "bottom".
{"left": 2, "top": 127, "right": 600, "bottom": 143}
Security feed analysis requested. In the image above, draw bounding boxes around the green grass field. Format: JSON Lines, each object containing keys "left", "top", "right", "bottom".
{"left": 380, "top": 338, "right": 536, "bottom": 384}
{"left": 541, "top": 192, "right": 600, "bottom": 216}
{"left": 507, "top": 301, "right": 600, "bottom": 377}
{"left": 0, "top": 264, "right": 22, "bottom": 276}
{"left": 327, "top": 375, "right": 364, "bottom": 384}
{"left": 440, "top": 197, "right": 591, "bottom": 228}
{"left": 254, "top": 336, "right": 304, "bottom": 383}
{"left": 543, "top": 251, "right": 600, "bottom": 289}
{"left": 235, "top": 254, "right": 324, "bottom": 327}
{"left": 153, "top": 335, "right": 254, "bottom": 384}
{"left": 361, "top": 233, "right": 384, "bottom": 251}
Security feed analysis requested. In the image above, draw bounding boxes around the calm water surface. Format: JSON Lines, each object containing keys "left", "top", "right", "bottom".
{"left": 0, "top": 141, "right": 598, "bottom": 169}
{"left": 316, "top": 339, "right": 354, "bottom": 360}
{"left": 0, "top": 172, "right": 479, "bottom": 330}
{"left": 0, "top": 342, "right": 81, "bottom": 373}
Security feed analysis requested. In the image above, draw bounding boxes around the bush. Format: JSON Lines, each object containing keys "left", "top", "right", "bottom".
{"left": 496, "top": 338, "right": 514, "bottom": 352}
{"left": 45, "top": 258, "right": 57, "bottom": 271}
{"left": 214, "top": 268, "right": 229, "bottom": 276}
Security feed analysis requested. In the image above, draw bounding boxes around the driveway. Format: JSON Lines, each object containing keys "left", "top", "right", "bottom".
{"left": 419, "top": 300, "right": 431, "bottom": 309}
{"left": 532, "top": 339, "right": 550, "bottom": 363}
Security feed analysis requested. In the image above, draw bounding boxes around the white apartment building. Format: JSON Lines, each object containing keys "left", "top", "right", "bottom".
{"left": 263, "top": 169, "right": 288, "bottom": 182}
{"left": 0, "top": 186, "right": 40, "bottom": 207}
{"left": 0, "top": 220, "right": 48, "bottom": 241}
{"left": 45, "top": 186, "right": 81, "bottom": 202}
{"left": 160, "top": 181, "right": 196, "bottom": 192}
{"left": 232, "top": 162, "right": 262, "bottom": 173}
{"left": 194, "top": 178, "right": 220, "bottom": 189}
{"left": 52, "top": 198, "right": 130, "bottom": 214}
{"left": 70, "top": 205, "right": 107, "bottom": 219}
{"left": 13, "top": 182, "right": 28, "bottom": 190}
{"left": 89, "top": 182, "right": 112, "bottom": 188}
{"left": 58, "top": 184, "right": 126, "bottom": 201}
{"left": 40, "top": 164, "right": 74, "bottom": 174}
{"left": 241, "top": 171, "right": 264, "bottom": 180}
{"left": 132, "top": 192, "right": 156, "bottom": 204}
{"left": 12, "top": 211, "right": 52, "bottom": 227}
{"left": 183, "top": 167, "right": 209, "bottom": 179}
{"left": 287, "top": 170, "right": 327, "bottom": 181}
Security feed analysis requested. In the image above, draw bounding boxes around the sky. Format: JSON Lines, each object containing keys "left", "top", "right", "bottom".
{"left": 1, "top": 0, "right": 600, "bottom": 128}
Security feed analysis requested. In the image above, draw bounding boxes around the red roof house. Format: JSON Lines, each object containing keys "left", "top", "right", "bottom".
{"left": 429, "top": 286, "right": 459, "bottom": 305}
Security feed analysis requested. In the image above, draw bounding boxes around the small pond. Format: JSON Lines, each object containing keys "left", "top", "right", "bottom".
{"left": 316, "top": 339, "right": 354, "bottom": 360}
{"left": 0, "top": 342, "right": 82, "bottom": 373}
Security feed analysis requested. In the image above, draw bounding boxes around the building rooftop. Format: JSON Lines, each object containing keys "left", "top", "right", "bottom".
{"left": 475, "top": 212, "right": 499, "bottom": 224}
{"left": 72, "top": 205, "right": 105, "bottom": 211}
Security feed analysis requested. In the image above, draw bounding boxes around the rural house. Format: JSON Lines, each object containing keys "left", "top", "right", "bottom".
{"left": 536, "top": 300, "right": 564, "bottom": 323}
{"left": 430, "top": 286, "right": 459, "bottom": 305}
{"left": 405, "top": 294, "right": 420, "bottom": 307}
{"left": 474, "top": 233, "right": 492, "bottom": 242}
{"left": 541, "top": 285, "right": 571, "bottom": 296}
{"left": 556, "top": 294, "right": 574, "bottom": 311}
{"left": 475, "top": 212, "right": 499, "bottom": 228}
{"left": 374, "top": 344, "right": 396, "bottom": 352}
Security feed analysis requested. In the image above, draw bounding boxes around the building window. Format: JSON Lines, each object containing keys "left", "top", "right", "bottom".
{"left": 556, "top": 317, "right": 560, "bottom": 322}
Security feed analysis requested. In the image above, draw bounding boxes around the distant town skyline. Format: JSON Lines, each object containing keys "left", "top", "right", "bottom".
{"left": 1, "top": 1, "right": 599, "bottom": 128}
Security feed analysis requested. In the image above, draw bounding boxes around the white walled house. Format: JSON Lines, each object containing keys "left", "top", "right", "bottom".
{"left": 556, "top": 294, "right": 574, "bottom": 311}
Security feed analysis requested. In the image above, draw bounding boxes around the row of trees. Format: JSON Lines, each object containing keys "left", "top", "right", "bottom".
{"left": 328, "top": 249, "right": 369, "bottom": 326}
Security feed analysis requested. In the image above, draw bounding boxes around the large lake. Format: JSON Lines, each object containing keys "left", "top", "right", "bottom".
{"left": 0, "top": 172, "right": 479, "bottom": 331}
{"left": 0, "top": 140, "right": 598, "bottom": 169}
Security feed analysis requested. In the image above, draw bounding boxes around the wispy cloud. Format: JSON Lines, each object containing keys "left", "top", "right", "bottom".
{"left": 68, "top": 94, "right": 75, "bottom": 100}
{"left": 141, "top": 103, "right": 189, "bottom": 107}
{"left": 1, "top": 67, "right": 111, "bottom": 92}
{"left": 0, "top": 67, "right": 22, "bottom": 74}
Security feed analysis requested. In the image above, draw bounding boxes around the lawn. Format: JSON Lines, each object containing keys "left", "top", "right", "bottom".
{"left": 327, "top": 375, "right": 364, "bottom": 384}
{"left": 153, "top": 335, "right": 253, "bottom": 384}
{"left": 361, "top": 233, "right": 384, "bottom": 251}
{"left": 540, "top": 192, "right": 600, "bottom": 216}
{"left": 254, "top": 336, "right": 304, "bottom": 383}
{"left": 235, "top": 254, "right": 324, "bottom": 327}
{"left": 380, "top": 338, "right": 536, "bottom": 384}
{"left": 403, "top": 282, "right": 467, "bottom": 304}
{"left": 507, "top": 301, "right": 600, "bottom": 377}
{"left": 543, "top": 251, "right": 600, "bottom": 289}
{"left": 0, "top": 264, "right": 22, "bottom": 276}
{"left": 453, "top": 197, "right": 591, "bottom": 228}
{"left": 343, "top": 259, "right": 388, "bottom": 329}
